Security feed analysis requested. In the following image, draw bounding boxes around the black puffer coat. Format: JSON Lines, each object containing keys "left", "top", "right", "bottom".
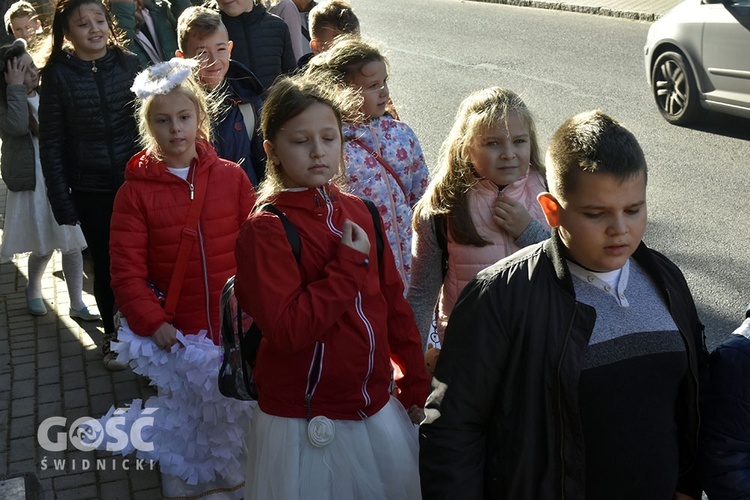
{"left": 220, "top": 4, "right": 296, "bottom": 90}
{"left": 39, "top": 48, "right": 140, "bottom": 225}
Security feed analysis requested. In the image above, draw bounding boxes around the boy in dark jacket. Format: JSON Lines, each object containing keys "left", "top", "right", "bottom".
{"left": 698, "top": 303, "right": 750, "bottom": 499}
{"left": 176, "top": 6, "right": 265, "bottom": 185}
{"left": 211, "top": 0, "right": 295, "bottom": 90}
{"left": 419, "top": 110, "right": 707, "bottom": 500}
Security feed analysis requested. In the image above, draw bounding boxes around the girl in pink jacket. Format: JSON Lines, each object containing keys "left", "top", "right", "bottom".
{"left": 407, "top": 87, "right": 550, "bottom": 352}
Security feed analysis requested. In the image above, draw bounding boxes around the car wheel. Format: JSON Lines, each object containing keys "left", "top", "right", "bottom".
{"left": 651, "top": 51, "right": 702, "bottom": 125}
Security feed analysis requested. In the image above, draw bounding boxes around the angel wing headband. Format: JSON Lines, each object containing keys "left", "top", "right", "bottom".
{"left": 131, "top": 58, "right": 199, "bottom": 100}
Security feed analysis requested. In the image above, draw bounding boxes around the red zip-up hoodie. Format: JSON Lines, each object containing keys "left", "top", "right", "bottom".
{"left": 234, "top": 184, "right": 429, "bottom": 420}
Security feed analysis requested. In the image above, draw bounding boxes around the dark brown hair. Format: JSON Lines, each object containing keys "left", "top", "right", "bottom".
{"left": 546, "top": 110, "right": 647, "bottom": 199}
{"left": 43, "top": 0, "right": 126, "bottom": 69}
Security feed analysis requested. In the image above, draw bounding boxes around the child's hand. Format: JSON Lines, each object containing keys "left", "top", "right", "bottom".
{"left": 493, "top": 192, "right": 532, "bottom": 238}
{"left": 152, "top": 322, "right": 178, "bottom": 351}
{"left": 4, "top": 57, "right": 26, "bottom": 87}
{"left": 407, "top": 405, "right": 425, "bottom": 425}
{"left": 341, "top": 219, "right": 371, "bottom": 255}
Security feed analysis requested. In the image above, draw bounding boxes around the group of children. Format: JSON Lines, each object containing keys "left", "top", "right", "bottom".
{"left": 0, "top": 0, "right": 741, "bottom": 498}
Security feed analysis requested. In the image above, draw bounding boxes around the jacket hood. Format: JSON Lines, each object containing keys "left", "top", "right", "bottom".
{"left": 225, "top": 60, "right": 264, "bottom": 97}
{"left": 125, "top": 140, "right": 218, "bottom": 181}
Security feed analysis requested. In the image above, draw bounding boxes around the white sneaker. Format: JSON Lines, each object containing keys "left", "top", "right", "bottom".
{"left": 102, "top": 350, "right": 128, "bottom": 371}
{"left": 102, "top": 335, "right": 128, "bottom": 371}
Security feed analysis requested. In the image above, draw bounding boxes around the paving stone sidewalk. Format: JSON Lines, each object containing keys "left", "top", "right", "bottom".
{"left": 470, "top": 0, "right": 684, "bottom": 21}
{"left": 0, "top": 173, "right": 161, "bottom": 498}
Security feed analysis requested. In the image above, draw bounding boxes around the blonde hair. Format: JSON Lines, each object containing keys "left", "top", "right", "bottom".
{"left": 135, "top": 72, "right": 215, "bottom": 159}
{"left": 257, "top": 74, "right": 360, "bottom": 203}
{"left": 414, "top": 86, "right": 545, "bottom": 246}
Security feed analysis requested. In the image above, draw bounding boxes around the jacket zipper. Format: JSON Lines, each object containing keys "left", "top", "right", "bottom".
{"left": 91, "top": 58, "right": 118, "bottom": 189}
{"left": 319, "top": 185, "right": 376, "bottom": 413}
{"left": 557, "top": 302, "right": 578, "bottom": 498}
{"left": 305, "top": 342, "right": 325, "bottom": 421}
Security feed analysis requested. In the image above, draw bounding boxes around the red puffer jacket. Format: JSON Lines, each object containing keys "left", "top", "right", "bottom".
{"left": 110, "top": 141, "right": 255, "bottom": 343}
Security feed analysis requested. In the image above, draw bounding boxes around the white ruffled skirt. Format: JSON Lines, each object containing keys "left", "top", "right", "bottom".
{"left": 0, "top": 137, "right": 86, "bottom": 262}
{"left": 85, "top": 321, "right": 254, "bottom": 499}
{"left": 244, "top": 398, "right": 421, "bottom": 500}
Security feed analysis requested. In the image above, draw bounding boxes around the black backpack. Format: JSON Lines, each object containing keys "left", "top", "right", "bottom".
{"left": 218, "top": 198, "right": 384, "bottom": 401}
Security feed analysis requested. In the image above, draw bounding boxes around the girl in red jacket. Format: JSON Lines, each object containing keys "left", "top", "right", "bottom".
{"left": 234, "top": 74, "right": 430, "bottom": 500}
{"left": 108, "top": 58, "right": 255, "bottom": 498}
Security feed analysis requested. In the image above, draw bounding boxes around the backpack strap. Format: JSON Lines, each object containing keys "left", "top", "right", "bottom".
{"left": 360, "top": 198, "right": 384, "bottom": 267}
{"left": 260, "top": 203, "right": 301, "bottom": 264}
{"left": 433, "top": 214, "right": 449, "bottom": 280}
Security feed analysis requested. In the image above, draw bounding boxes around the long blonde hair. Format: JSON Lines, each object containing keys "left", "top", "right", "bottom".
{"left": 413, "top": 86, "right": 545, "bottom": 246}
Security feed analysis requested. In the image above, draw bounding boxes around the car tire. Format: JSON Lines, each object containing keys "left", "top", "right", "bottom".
{"left": 651, "top": 50, "right": 702, "bottom": 125}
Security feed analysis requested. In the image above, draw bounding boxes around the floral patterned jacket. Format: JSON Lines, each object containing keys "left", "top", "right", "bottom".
{"left": 343, "top": 116, "right": 429, "bottom": 289}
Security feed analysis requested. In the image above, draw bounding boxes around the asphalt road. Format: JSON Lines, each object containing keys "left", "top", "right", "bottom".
{"left": 352, "top": 0, "right": 750, "bottom": 349}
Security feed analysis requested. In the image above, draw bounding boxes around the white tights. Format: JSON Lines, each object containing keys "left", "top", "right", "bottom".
{"left": 27, "top": 251, "right": 86, "bottom": 310}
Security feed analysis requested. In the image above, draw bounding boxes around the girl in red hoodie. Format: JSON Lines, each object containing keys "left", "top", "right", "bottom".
{"left": 234, "top": 74, "right": 429, "bottom": 500}
{"left": 108, "top": 58, "right": 255, "bottom": 498}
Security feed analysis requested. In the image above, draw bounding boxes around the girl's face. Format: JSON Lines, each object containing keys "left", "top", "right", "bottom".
{"left": 468, "top": 111, "right": 532, "bottom": 188}
{"left": 147, "top": 91, "right": 199, "bottom": 167}
{"left": 348, "top": 59, "right": 389, "bottom": 120}
{"left": 264, "top": 102, "right": 342, "bottom": 189}
{"left": 16, "top": 53, "right": 40, "bottom": 94}
{"left": 64, "top": 4, "right": 109, "bottom": 61}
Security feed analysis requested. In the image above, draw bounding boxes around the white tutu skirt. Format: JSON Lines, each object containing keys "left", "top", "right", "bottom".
{"left": 244, "top": 398, "right": 421, "bottom": 500}
{"left": 84, "top": 321, "right": 254, "bottom": 499}
{"left": 0, "top": 137, "right": 86, "bottom": 262}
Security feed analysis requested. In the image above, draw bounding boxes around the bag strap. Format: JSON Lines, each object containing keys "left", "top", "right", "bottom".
{"left": 351, "top": 139, "right": 408, "bottom": 201}
{"left": 163, "top": 164, "right": 209, "bottom": 321}
{"left": 259, "top": 203, "right": 301, "bottom": 264}
{"left": 262, "top": 198, "right": 383, "bottom": 267}
{"left": 361, "top": 198, "right": 384, "bottom": 267}
{"left": 238, "top": 102, "right": 256, "bottom": 142}
{"left": 433, "top": 214, "right": 449, "bottom": 280}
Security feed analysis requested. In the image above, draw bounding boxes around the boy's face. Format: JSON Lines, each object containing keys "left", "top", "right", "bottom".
{"left": 310, "top": 26, "right": 339, "bottom": 55}
{"left": 215, "top": 0, "right": 253, "bottom": 18}
{"left": 178, "top": 30, "right": 232, "bottom": 90}
{"left": 538, "top": 170, "right": 647, "bottom": 272}
{"left": 10, "top": 15, "right": 39, "bottom": 43}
